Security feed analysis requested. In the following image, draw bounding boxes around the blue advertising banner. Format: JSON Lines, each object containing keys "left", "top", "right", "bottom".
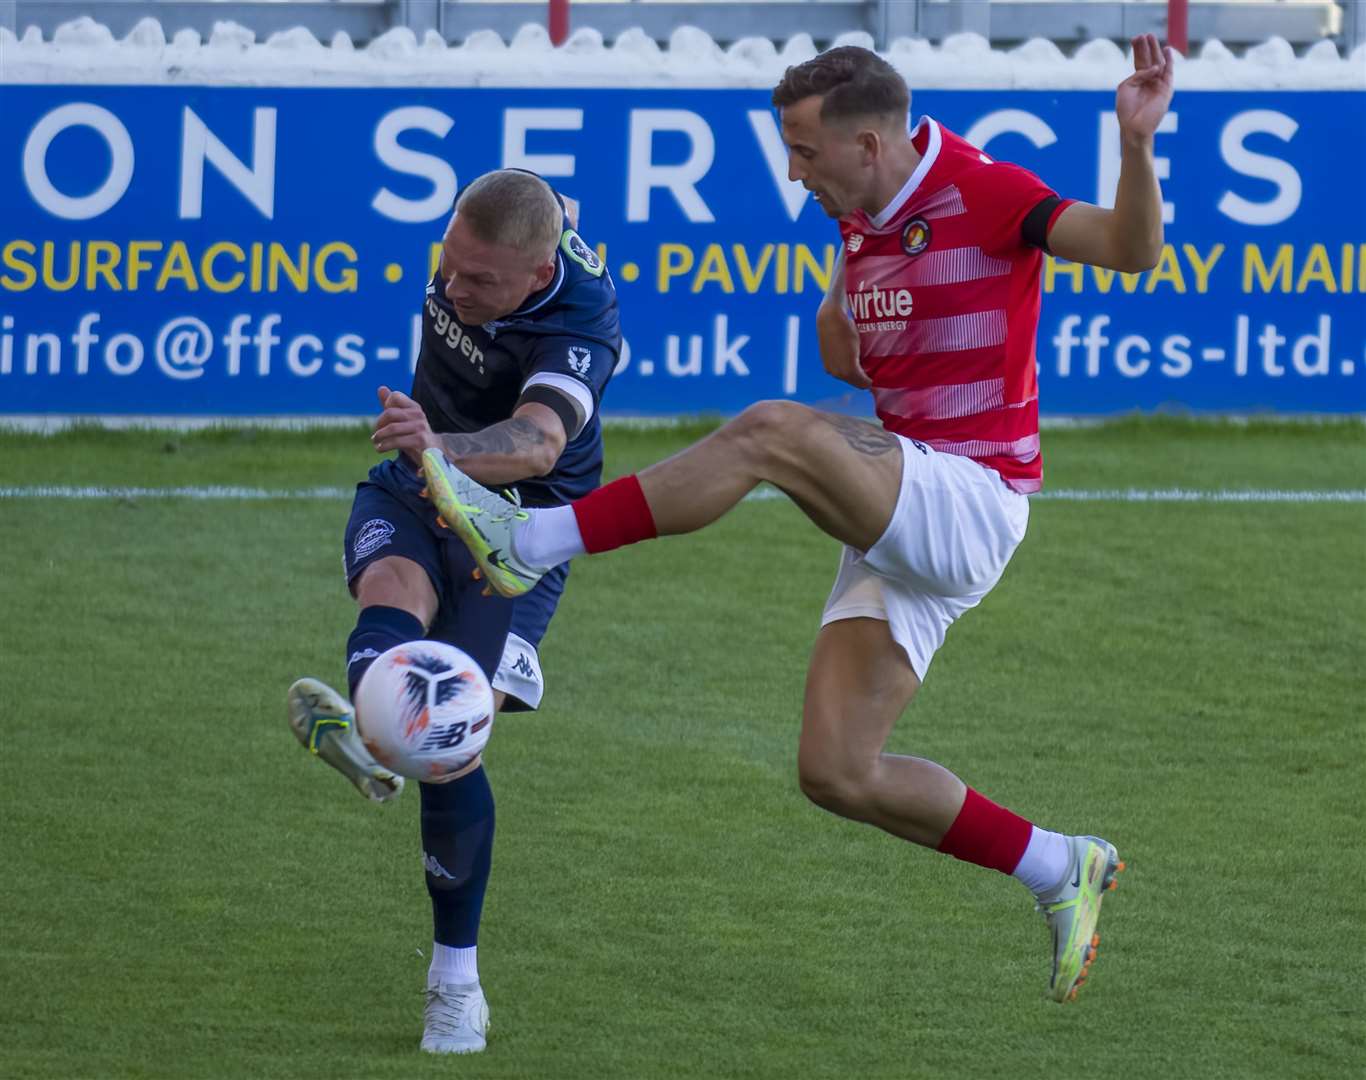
{"left": 2, "top": 86, "right": 1363, "bottom": 416}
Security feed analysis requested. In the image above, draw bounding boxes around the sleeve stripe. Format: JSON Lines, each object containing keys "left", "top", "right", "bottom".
{"left": 522, "top": 371, "right": 595, "bottom": 438}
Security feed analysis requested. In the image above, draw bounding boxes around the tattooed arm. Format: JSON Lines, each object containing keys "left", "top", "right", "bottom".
{"left": 370, "top": 386, "right": 567, "bottom": 485}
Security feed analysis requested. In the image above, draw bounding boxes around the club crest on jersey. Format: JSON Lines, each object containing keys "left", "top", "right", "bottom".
{"left": 901, "top": 217, "right": 931, "bottom": 257}
{"left": 561, "top": 230, "right": 604, "bottom": 277}
{"left": 846, "top": 234, "right": 864, "bottom": 253}
{"left": 567, "top": 346, "right": 592, "bottom": 374}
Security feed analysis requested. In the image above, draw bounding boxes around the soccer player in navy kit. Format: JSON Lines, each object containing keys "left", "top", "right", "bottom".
{"left": 285, "top": 169, "right": 620, "bottom": 1054}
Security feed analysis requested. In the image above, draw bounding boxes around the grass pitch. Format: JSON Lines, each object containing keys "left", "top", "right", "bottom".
{"left": 1, "top": 419, "right": 1363, "bottom": 1079}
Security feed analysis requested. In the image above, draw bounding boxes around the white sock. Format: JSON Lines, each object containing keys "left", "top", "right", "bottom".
{"left": 428, "top": 942, "right": 478, "bottom": 986}
{"left": 1012, "top": 827, "right": 1073, "bottom": 897}
{"left": 515, "top": 504, "right": 585, "bottom": 568}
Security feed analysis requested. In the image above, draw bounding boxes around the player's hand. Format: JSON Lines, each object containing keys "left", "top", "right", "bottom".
{"left": 1116, "top": 33, "right": 1174, "bottom": 143}
{"left": 816, "top": 300, "right": 871, "bottom": 389}
{"left": 371, "top": 385, "right": 438, "bottom": 465}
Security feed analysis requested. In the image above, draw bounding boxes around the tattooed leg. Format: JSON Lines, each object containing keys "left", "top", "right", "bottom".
{"left": 816, "top": 412, "right": 900, "bottom": 458}
{"left": 633, "top": 400, "right": 903, "bottom": 551}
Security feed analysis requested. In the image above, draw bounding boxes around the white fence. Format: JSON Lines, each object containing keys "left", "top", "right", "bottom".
{"left": 2, "top": 1, "right": 1361, "bottom": 48}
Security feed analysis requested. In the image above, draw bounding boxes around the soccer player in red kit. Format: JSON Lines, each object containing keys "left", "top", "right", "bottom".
{"left": 421, "top": 37, "right": 1174, "bottom": 1003}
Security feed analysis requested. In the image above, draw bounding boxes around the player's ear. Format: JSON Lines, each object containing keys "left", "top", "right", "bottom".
{"left": 532, "top": 259, "right": 556, "bottom": 290}
{"left": 857, "top": 127, "right": 880, "bottom": 165}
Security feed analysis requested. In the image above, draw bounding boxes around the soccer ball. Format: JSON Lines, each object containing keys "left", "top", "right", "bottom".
{"left": 354, "top": 641, "right": 494, "bottom": 782}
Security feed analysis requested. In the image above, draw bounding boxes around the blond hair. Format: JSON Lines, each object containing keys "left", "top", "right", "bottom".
{"left": 454, "top": 170, "right": 562, "bottom": 263}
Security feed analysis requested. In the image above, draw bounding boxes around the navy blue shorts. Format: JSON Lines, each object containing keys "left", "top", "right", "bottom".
{"left": 343, "top": 458, "right": 569, "bottom": 711}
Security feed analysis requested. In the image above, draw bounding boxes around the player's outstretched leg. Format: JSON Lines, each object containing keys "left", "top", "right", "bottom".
{"left": 422, "top": 401, "right": 904, "bottom": 598}
{"left": 286, "top": 677, "right": 404, "bottom": 803}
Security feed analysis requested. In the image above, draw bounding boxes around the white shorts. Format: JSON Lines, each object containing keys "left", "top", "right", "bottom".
{"left": 821, "top": 436, "right": 1029, "bottom": 680}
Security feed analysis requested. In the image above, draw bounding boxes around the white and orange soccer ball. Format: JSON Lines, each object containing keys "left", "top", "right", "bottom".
{"left": 354, "top": 641, "right": 494, "bottom": 782}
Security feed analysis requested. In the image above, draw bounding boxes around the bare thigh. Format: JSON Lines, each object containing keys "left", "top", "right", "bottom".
{"left": 799, "top": 616, "right": 921, "bottom": 785}
{"left": 798, "top": 616, "right": 966, "bottom": 846}
{"left": 639, "top": 402, "right": 904, "bottom": 553}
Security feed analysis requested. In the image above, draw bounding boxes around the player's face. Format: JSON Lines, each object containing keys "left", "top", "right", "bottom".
{"left": 441, "top": 214, "right": 555, "bottom": 326}
{"left": 780, "top": 96, "right": 870, "bottom": 219}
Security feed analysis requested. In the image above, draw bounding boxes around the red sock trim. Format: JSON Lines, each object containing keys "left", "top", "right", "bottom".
{"left": 572, "top": 474, "right": 658, "bottom": 554}
{"left": 936, "top": 787, "right": 1033, "bottom": 875}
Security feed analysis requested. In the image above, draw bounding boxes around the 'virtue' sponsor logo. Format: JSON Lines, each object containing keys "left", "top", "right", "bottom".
{"left": 848, "top": 283, "right": 913, "bottom": 322}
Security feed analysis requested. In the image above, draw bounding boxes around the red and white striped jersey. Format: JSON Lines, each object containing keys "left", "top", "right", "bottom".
{"left": 839, "top": 117, "right": 1072, "bottom": 493}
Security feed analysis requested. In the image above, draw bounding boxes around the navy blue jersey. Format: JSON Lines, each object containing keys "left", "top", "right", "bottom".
{"left": 409, "top": 218, "right": 621, "bottom": 508}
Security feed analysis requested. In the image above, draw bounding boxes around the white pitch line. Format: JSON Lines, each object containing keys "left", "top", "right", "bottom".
{"left": 0, "top": 485, "right": 354, "bottom": 500}
{"left": 1, "top": 485, "right": 1364, "bottom": 504}
{"left": 1038, "top": 488, "right": 1366, "bottom": 503}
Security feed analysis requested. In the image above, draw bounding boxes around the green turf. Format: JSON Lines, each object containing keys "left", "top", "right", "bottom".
{"left": 1, "top": 421, "right": 1363, "bottom": 1079}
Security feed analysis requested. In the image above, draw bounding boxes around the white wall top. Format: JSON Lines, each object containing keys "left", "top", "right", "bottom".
{"left": 2, "top": 17, "right": 1363, "bottom": 89}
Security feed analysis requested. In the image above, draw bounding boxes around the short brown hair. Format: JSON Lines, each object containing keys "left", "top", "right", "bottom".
{"left": 771, "top": 46, "right": 909, "bottom": 124}
{"left": 454, "top": 169, "right": 562, "bottom": 262}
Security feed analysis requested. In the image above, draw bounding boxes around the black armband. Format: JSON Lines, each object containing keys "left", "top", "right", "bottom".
{"left": 1022, "top": 195, "right": 1063, "bottom": 253}
{"left": 515, "top": 385, "right": 582, "bottom": 440}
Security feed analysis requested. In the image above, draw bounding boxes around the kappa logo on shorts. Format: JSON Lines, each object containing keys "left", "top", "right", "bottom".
{"left": 512, "top": 653, "right": 536, "bottom": 679}
{"left": 353, "top": 518, "right": 396, "bottom": 560}
{"left": 901, "top": 216, "right": 931, "bottom": 257}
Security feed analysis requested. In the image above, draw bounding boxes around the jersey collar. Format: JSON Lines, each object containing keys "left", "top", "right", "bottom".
{"left": 869, "top": 116, "right": 943, "bottom": 229}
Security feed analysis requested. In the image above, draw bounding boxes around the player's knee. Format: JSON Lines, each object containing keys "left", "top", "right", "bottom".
{"left": 354, "top": 556, "right": 436, "bottom": 626}
{"left": 726, "top": 400, "right": 813, "bottom": 467}
{"left": 797, "top": 757, "right": 873, "bottom": 820}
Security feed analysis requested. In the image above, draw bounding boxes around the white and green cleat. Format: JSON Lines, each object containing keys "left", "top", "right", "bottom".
{"left": 1037, "top": 834, "right": 1125, "bottom": 1003}
{"left": 421, "top": 979, "right": 490, "bottom": 1055}
{"left": 419, "top": 447, "right": 548, "bottom": 598}
{"left": 286, "top": 677, "right": 404, "bottom": 803}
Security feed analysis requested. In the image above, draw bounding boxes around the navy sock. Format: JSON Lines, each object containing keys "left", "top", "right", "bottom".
{"left": 345, "top": 605, "right": 425, "bottom": 698}
{"left": 421, "top": 767, "right": 495, "bottom": 948}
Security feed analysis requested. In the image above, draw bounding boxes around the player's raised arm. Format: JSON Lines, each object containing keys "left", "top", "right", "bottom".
{"left": 1045, "top": 33, "right": 1173, "bottom": 272}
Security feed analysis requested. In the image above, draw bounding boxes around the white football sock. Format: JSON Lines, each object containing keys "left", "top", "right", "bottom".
{"left": 516, "top": 504, "right": 585, "bottom": 568}
{"left": 1013, "top": 827, "right": 1073, "bottom": 897}
{"left": 429, "top": 943, "right": 478, "bottom": 986}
